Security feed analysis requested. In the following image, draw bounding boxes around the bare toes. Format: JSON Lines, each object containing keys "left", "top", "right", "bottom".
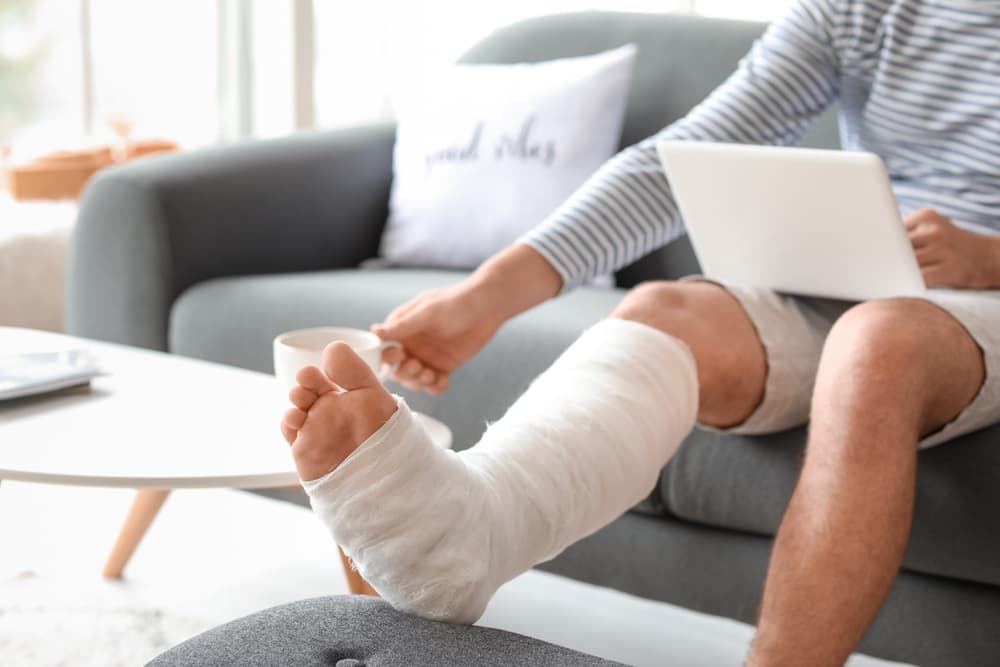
{"left": 283, "top": 406, "right": 307, "bottom": 430}
{"left": 297, "top": 365, "right": 338, "bottom": 395}
{"left": 281, "top": 406, "right": 307, "bottom": 444}
{"left": 289, "top": 385, "right": 317, "bottom": 410}
{"left": 322, "top": 341, "right": 382, "bottom": 391}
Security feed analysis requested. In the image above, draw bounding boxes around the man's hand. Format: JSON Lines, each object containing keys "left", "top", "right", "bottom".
{"left": 374, "top": 282, "right": 505, "bottom": 395}
{"left": 905, "top": 208, "right": 1000, "bottom": 289}
{"left": 374, "top": 243, "right": 564, "bottom": 394}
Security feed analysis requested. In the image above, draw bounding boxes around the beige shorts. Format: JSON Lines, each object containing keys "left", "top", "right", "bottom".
{"left": 694, "top": 281, "right": 1000, "bottom": 448}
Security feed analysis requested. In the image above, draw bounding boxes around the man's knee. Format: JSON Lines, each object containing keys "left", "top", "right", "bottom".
{"left": 610, "top": 280, "right": 767, "bottom": 427}
{"left": 824, "top": 299, "right": 976, "bottom": 381}
{"left": 819, "top": 298, "right": 983, "bottom": 430}
{"left": 610, "top": 280, "right": 689, "bottom": 329}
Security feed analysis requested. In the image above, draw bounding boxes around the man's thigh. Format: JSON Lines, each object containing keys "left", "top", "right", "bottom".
{"left": 693, "top": 284, "right": 1000, "bottom": 447}
{"left": 682, "top": 281, "right": 850, "bottom": 435}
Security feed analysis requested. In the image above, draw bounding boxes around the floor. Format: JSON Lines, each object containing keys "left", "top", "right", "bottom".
{"left": 0, "top": 481, "right": 914, "bottom": 666}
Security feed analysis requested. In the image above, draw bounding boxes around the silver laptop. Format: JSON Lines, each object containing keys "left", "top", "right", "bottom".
{"left": 656, "top": 141, "right": 926, "bottom": 301}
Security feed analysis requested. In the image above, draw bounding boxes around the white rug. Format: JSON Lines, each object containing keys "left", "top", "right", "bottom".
{"left": 0, "top": 572, "right": 211, "bottom": 667}
{"left": 0, "top": 483, "right": 916, "bottom": 667}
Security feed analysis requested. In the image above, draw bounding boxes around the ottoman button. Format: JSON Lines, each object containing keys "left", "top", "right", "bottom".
{"left": 335, "top": 660, "right": 364, "bottom": 667}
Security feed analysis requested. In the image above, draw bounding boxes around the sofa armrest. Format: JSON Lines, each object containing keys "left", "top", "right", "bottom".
{"left": 67, "top": 123, "right": 396, "bottom": 350}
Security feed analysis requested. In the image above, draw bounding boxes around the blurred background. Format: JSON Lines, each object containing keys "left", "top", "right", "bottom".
{"left": 0, "top": 0, "right": 791, "bottom": 161}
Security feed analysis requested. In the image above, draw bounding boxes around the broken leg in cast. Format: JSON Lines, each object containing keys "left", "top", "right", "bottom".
{"left": 280, "top": 280, "right": 765, "bottom": 623}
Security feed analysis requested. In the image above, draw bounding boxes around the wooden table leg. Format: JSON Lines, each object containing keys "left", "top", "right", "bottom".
{"left": 338, "top": 545, "right": 379, "bottom": 596}
{"left": 279, "top": 484, "right": 378, "bottom": 597}
{"left": 102, "top": 489, "right": 170, "bottom": 579}
{"left": 278, "top": 484, "right": 378, "bottom": 596}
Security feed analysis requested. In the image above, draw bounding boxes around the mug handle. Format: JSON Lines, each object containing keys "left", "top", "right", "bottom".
{"left": 376, "top": 340, "right": 403, "bottom": 381}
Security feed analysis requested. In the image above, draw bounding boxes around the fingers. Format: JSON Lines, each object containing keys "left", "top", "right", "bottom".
{"left": 385, "top": 355, "right": 450, "bottom": 394}
{"left": 373, "top": 317, "right": 423, "bottom": 343}
{"left": 398, "top": 358, "right": 423, "bottom": 380}
{"left": 372, "top": 318, "right": 451, "bottom": 392}
{"left": 391, "top": 358, "right": 432, "bottom": 391}
{"left": 428, "top": 374, "right": 450, "bottom": 395}
{"left": 381, "top": 343, "right": 406, "bottom": 366}
{"left": 905, "top": 209, "right": 950, "bottom": 251}
{"left": 908, "top": 228, "right": 934, "bottom": 249}
{"left": 406, "top": 361, "right": 437, "bottom": 387}
{"left": 903, "top": 207, "right": 947, "bottom": 230}
{"left": 921, "top": 265, "right": 948, "bottom": 288}
{"left": 907, "top": 217, "right": 954, "bottom": 253}
{"left": 372, "top": 289, "right": 460, "bottom": 394}
{"left": 374, "top": 293, "right": 441, "bottom": 342}
{"left": 914, "top": 245, "right": 941, "bottom": 266}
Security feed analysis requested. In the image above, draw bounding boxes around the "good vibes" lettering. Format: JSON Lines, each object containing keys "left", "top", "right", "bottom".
{"left": 425, "top": 116, "right": 556, "bottom": 171}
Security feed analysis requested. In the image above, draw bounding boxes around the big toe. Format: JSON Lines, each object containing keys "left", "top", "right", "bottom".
{"left": 323, "top": 341, "right": 382, "bottom": 391}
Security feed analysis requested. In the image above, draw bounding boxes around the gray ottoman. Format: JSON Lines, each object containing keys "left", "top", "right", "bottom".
{"left": 148, "top": 595, "right": 622, "bottom": 666}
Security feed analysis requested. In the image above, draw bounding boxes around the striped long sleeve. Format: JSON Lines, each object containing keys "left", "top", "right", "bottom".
{"left": 520, "top": 0, "right": 842, "bottom": 290}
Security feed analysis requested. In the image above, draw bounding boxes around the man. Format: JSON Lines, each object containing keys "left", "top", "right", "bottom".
{"left": 280, "top": 1, "right": 1000, "bottom": 664}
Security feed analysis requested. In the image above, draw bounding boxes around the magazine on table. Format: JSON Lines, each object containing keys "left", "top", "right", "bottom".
{"left": 0, "top": 349, "right": 105, "bottom": 401}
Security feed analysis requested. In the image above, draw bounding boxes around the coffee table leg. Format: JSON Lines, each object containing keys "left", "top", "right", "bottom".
{"left": 338, "top": 545, "right": 379, "bottom": 596}
{"left": 102, "top": 489, "right": 171, "bottom": 579}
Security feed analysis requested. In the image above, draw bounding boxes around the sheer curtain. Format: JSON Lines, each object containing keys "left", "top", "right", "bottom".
{"left": 88, "top": 0, "right": 217, "bottom": 146}
{"left": 2, "top": 0, "right": 216, "bottom": 155}
{"left": 312, "top": 1, "right": 683, "bottom": 130}
{"left": 1, "top": 0, "right": 791, "bottom": 155}
{"left": 310, "top": 0, "right": 792, "bottom": 130}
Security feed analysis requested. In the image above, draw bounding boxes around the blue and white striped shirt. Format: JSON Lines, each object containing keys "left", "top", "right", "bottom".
{"left": 521, "top": 0, "right": 1000, "bottom": 290}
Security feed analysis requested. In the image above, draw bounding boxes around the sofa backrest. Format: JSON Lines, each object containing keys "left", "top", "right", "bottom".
{"left": 460, "top": 11, "right": 842, "bottom": 285}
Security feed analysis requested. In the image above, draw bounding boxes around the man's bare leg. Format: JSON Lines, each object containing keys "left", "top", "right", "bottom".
{"left": 748, "top": 299, "right": 985, "bottom": 666}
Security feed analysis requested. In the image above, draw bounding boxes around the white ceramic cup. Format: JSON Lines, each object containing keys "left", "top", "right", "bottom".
{"left": 273, "top": 327, "right": 400, "bottom": 389}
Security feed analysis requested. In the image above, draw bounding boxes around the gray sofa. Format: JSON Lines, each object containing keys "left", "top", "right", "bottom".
{"left": 71, "top": 11, "right": 1000, "bottom": 667}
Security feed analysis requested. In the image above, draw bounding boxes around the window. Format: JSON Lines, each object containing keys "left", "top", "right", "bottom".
{"left": 88, "top": 0, "right": 217, "bottom": 146}
{"left": 1, "top": 0, "right": 83, "bottom": 156}
{"left": 0, "top": 0, "right": 791, "bottom": 158}
{"left": 312, "top": 1, "right": 792, "bottom": 130}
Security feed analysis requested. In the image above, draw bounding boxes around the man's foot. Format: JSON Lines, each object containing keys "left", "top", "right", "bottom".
{"left": 281, "top": 341, "right": 398, "bottom": 481}
{"left": 282, "top": 341, "right": 497, "bottom": 623}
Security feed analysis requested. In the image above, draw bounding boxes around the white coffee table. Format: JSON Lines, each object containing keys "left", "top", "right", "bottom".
{"left": 0, "top": 327, "right": 449, "bottom": 594}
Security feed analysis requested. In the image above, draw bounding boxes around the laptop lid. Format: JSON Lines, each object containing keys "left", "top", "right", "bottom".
{"left": 656, "top": 141, "right": 925, "bottom": 301}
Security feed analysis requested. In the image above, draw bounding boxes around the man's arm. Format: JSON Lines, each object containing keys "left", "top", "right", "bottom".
{"left": 521, "top": 0, "right": 843, "bottom": 291}
{"left": 376, "top": 1, "right": 846, "bottom": 392}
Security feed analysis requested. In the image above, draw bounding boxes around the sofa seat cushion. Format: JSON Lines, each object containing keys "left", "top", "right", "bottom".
{"left": 169, "top": 268, "right": 625, "bottom": 448}
{"left": 655, "top": 425, "right": 1000, "bottom": 588}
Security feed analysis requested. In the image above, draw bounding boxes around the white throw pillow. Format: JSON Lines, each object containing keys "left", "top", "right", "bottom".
{"left": 378, "top": 45, "right": 637, "bottom": 269}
